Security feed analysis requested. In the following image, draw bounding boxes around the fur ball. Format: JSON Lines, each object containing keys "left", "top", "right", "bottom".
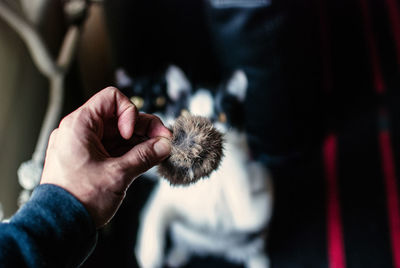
{"left": 158, "top": 114, "right": 224, "bottom": 185}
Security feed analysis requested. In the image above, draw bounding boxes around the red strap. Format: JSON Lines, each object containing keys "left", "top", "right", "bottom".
{"left": 360, "top": 0, "right": 400, "bottom": 266}
{"left": 324, "top": 134, "right": 347, "bottom": 268}
{"left": 385, "top": 0, "right": 400, "bottom": 66}
{"left": 359, "top": 0, "right": 385, "bottom": 93}
{"left": 380, "top": 128, "right": 400, "bottom": 268}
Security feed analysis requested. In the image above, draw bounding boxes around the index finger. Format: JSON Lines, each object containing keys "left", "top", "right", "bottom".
{"left": 84, "top": 87, "right": 138, "bottom": 140}
{"left": 135, "top": 113, "right": 172, "bottom": 140}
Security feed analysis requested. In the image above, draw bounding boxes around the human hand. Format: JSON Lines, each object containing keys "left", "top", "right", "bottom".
{"left": 40, "top": 87, "right": 172, "bottom": 228}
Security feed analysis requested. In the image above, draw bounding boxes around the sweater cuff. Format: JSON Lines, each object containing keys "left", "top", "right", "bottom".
{"left": 11, "top": 184, "right": 97, "bottom": 267}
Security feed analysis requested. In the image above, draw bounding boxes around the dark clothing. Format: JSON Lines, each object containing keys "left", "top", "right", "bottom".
{"left": 0, "top": 184, "right": 97, "bottom": 268}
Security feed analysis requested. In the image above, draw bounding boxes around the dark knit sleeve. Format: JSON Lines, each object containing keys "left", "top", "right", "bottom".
{"left": 0, "top": 184, "right": 98, "bottom": 268}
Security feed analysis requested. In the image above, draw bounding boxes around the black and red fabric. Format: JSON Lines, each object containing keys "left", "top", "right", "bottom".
{"left": 262, "top": 0, "right": 400, "bottom": 267}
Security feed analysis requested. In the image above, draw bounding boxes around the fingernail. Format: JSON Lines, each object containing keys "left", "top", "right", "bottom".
{"left": 154, "top": 138, "right": 171, "bottom": 157}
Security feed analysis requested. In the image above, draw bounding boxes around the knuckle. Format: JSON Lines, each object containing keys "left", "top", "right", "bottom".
{"left": 49, "top": 128, "right": 58, "bottom": 139}
{"left": 47, "top": 128, "right": 59, "bottom": 147}
{"left": 50, "top": 128, "right": 58, "bottom": 138}
{"left": 75, "top": 107, "right": 90, "bottom": 125}
{"left": 59, "top": 109, "right": 82, "bottom": 130}
{"left": 104, "top": 86, "right": 118, "bottom": 96}
{"left": 59, "top": 115, "right": 72, "bottom": 129}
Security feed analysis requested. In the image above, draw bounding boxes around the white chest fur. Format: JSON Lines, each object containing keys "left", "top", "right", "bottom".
{"left": 135, "top": 130, "right": 273, "bottom": 268}
{"left": 135, "top": 65, "right": 272, "bottom": 268}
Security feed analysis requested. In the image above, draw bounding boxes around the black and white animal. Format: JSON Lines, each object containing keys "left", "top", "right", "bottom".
{"left": 117, "top": 66, "right": 273, "bottom": 268}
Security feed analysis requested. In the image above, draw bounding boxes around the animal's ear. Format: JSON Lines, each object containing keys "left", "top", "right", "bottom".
{"left": 165, "top": 65, "right": 191, "bottom": 101}
{"left": 226, "top": 70, "right": 248, "bottom": 102}
{"left": 115, "top": 68, "right": 133, "bottom": 88}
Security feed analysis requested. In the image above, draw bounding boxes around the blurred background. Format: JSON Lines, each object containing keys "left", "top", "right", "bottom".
{"left": 1, "top": 0, "right": 400, "bottom": 267}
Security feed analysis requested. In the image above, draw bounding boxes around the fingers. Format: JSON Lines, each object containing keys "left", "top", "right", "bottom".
{"left": 74, "top": 86, "right": 172, "bottom": 181}
{"left": 135, "top": 113, "right": 173, "bottom": 139}
{"left": 84, "top": 87, "right": 138, "bottom": 140}
{"left": 117, "top": 137, "right": 171, "bottom": 179}
{"left": 81, "top": 87, "right": 172, "bottom": 143}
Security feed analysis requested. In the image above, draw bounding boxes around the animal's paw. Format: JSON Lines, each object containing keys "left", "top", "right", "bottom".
{"left": 246, "top": 254, "right": 270, "bottom": 268}
{"left": 165, "top": 247, "right": 190, "bottom": 268}
{"left": 135, "top": 243, "right": 163, "bottom": 268}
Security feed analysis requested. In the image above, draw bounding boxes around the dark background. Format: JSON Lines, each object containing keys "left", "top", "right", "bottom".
{"left": 71, "top": 0, "right": 400, "bottom": 267}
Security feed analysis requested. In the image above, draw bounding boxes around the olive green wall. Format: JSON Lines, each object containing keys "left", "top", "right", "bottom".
{"left": 0, "top": 17, "right": 48, "bottom": 218}
{"left": 0, "top": 2, "right": 113, "bottom": 218}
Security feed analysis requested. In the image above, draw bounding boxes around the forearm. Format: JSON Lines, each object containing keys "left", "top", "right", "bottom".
{"left": 0, "top": 184, "right": 97, "bottom": 267}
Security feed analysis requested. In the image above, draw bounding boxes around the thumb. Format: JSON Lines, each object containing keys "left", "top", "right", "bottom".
{"left": 119, "top": 137, "right": 172, "bottom": 179}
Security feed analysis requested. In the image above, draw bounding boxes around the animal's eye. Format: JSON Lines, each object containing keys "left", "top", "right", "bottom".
{"left": 180, "top": 109, "right": 190, "bottom": 116}
{"left": 130, "top": 96, "right": 144, "bottom": 110}
{"left": 155, "top": 96, "right": 166, "bottom": 108}
{"left": 218, "top": 112, "right": 227, "bottom": 123}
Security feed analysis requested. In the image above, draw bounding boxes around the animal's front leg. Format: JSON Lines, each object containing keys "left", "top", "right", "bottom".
{"left": 246, "top": 253, "right": 270, "bottom": 268}
{"left": 135, "top": 187, "right": 171, "bottom": 268}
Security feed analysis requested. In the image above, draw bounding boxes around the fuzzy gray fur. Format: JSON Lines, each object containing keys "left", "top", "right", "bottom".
{"left": 158, "top": 114, "right": 224, "bottom": 185}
